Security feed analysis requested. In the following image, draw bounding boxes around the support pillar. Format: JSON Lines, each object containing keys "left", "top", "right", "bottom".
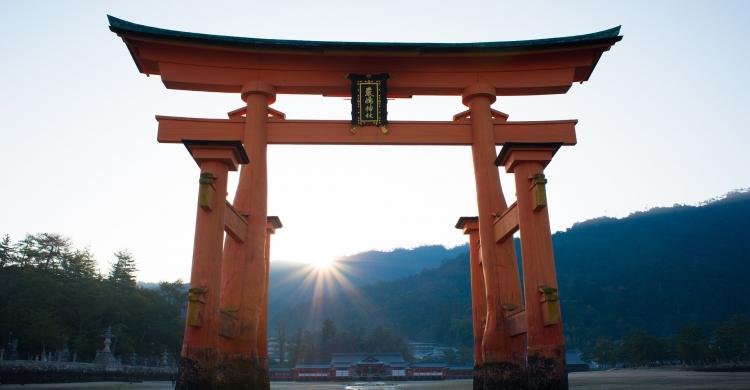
{"left": 257, "top": 217, "right": 282, "bottom": 360}
{"left": 498, "top": 143, "right": 568, "bottom": 390}
{"left": 216, "top": 81, "right": 276, "bottom": 390}
{"left": 176, "top": 142, "right": 247, "bottom": 390}
{"left": 455, "top": 217, "right": 486, "bottom": 366}
{"left": 463, "top": 84, "right": 525, "bottom": 389}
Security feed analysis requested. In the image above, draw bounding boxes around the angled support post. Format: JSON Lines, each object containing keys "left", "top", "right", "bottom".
{"left": 257, "top": 216, "right": 282, "bottom": 360}
{"left": 176, "top": 141, "right": 248, "bottom": 390}
{"left": 497, "top": 142, "right": 568, "bottom": 390}
{"left": 455, "top": 217, "right": 486, "bottom": 367}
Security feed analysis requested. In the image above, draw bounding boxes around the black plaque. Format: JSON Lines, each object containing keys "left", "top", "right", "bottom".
{"left": 348, "top": 73, "right": 389, "bottom": 129}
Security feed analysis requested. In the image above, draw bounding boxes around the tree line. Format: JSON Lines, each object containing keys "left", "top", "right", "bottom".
{"left": 582, "top": 315, "right": 750, "bottom": 368}
{"left": 0, "top": 233, "right": 185, "bottom": 364}
{"left": 273, "top": 319, "right": 419, "bottom": 366}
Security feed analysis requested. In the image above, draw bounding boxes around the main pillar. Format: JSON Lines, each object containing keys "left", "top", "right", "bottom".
{"left": 176, "top": 142, "right": 246, "bottom": 390}
{"left": 497, "top": 143, "right": 568, "bottom": 390}
{"left": 455, "top": 217, "right": 486, "bottom": 366}
{"left": 463, "top": 84, "right": 525, "bottom": 389}
{"left": 257, "top": 216, "right": 283, "bottom": 360}
{"left": 216, "top": 81, "right": 276, "bottom": 390}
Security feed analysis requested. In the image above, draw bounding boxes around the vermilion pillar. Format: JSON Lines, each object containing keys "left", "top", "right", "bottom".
{"left": 497, "top": 143, "right": 567, "bottom": 390}
{"left": 455, "top": 217, "right": 486, "bottom": 366}
{"left": 217, "top": 81, "right": 275, "bottom": 390}
{"left": 176, "top": 141, "right": 247, "bottom": 390}
{"left": 463, "top": 84, "right": 525, "bottom": 389}
{"left": 258, "top": 216, "right": 282, "bottom": 360}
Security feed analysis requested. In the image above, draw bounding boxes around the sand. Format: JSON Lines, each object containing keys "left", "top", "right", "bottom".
{"left": 1, "top": 369, "right": 750, "bottom": 389}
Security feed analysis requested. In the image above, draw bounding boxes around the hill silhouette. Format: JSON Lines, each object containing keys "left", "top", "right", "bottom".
{"left": 268, "top": 245, "right": 468, "bottom": 322}
{"left": 271, "top": 190, "right": 750, "bottom": 350}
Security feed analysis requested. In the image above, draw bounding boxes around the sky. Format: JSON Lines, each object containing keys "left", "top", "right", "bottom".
{"left": 1, "top": 1, "right": 749, "bottom": 282}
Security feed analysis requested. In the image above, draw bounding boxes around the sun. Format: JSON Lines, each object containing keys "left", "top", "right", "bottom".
{"left": 311, "top": 258, "right": 334, "bottom": 271}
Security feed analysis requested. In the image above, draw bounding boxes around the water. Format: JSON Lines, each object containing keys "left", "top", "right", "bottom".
{"left": 344, "top": 382, "right": 398, "bottom": 390}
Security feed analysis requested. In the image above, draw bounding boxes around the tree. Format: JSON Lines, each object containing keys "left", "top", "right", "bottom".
{"left": 442, "top": 347, "right": 460, "bottom": 365}
{"left": 287, "top": 328, "right": 303, "bottom": 365}
{"left": 0, "top": 235, "right": 185, "bottom": 363}
{"left": 25, "top": 308, "right": 64, "bottom": 355}
{"left": 456, "top": 345, "right": 472, "bottom": 365}
{"left": 319, "top": 319, "right": 337, "bottom": 361}
{"left": 16, "top": 233, "right": 71, "bottom": 271}
{"left": 275, "top": 320, "right": 288, "bottom": 365}
{"left": 676, "top": 324, "right": 709, "bottom": 365}
{"left": 0, "top": 234, "right": 14, "bottom": 267}
{"left": 712, "top": 315, "right": 750, "bottom": 363}
{"left": 158, "top": 280, "right": 186, "bottom": 306}
{"left": 61, "top": 248, "right": 98, "bottom": 279}
{"left": 582, "top": 338, "right": 619, "bottom": 368}
{"left": 300, "top": 330, "right": 315, "bottom": 363}
{"left": 619, "top": 329, "right": 668, "bottom": 366}
{"left": 108, "top": 250, "right": 137, "bottom": 289}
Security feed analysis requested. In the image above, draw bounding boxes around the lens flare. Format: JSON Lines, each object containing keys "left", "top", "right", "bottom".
{"left": 275, "top": 257, "right": 377, "bottom": 329}
{"left": 311, "top": 258, "right": 333, "bottom": 270}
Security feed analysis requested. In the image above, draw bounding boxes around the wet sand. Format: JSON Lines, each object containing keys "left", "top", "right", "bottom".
{"left": 2, "top": 369, "right": 750, "bottom": 389}
{"left": 569, "top": 368, "right": 750, "bottom": 389}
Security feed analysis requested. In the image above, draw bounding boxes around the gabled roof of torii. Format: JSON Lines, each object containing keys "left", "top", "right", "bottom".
{"left": 108, "top": 16, "right": 622, "bottom": 96}
{"left": 108, "top": 15, "right": 620, "bottom": 55}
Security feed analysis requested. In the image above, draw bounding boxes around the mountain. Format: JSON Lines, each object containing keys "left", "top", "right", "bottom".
{"left": 268, "top": 245, "right": 467, "bottom": 321}
{"left": 556, "top": 189, "right": 750, "bottom": 347}
{"left": 271, "top": 190, "right": 750, "bottom": 350}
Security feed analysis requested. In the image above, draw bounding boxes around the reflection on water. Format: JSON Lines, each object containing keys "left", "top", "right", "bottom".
{"left": 344, "top": 382, "right": 399, "bottom": 390}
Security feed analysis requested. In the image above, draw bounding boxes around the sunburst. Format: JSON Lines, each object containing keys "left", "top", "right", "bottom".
{"left": 274, "top": 257, "right": 377, "bottom": 329}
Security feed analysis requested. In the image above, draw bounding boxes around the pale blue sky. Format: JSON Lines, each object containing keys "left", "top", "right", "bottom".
{"left": 1, "top": 1, "right": 748, "bottom": 281}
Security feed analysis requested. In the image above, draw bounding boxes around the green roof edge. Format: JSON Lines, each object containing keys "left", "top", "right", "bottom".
{"left": 108, "top": 15, "right": 622, "bottom": 53}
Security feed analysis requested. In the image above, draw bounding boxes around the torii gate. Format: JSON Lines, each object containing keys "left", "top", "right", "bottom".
{"left": 109, "top": 16, "right": 620, "bottom": 390}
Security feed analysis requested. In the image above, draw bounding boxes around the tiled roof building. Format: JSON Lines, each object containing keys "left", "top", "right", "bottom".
{"left": 273, "top": 352, "right": 472, "bottom": 381}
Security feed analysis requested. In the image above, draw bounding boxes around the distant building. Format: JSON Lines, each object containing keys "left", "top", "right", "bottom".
{"left": 565, "top": 350, "right": 590, "bottom": 372}
{"left": 269, "top": 367, "right": 294, "bottom": 381}
{"left": 407, "top": 342, "right": 456, "bottom": 361}
{"left": 295, "top": 363, "right": 333, "bottom": 380}
{"left": 332, "top": 353, "right": 409, "bottom": 380}
{"left": 273, "top": 352, "right": 471, "bottom": 381}
{"left": 408, "top": 342, "right": 439, "bottom": 360}
{"left": 270, "top": 350, "right": 589, "bottom": 381}
{"left": 267, "top": 336, "right": 282, "bottom": 363}
{"left": 409, "top": 362, "right": 446, "bottom": 379}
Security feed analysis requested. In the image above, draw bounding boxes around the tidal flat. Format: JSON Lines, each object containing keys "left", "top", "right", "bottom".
{"left": 2, "top": 369, "right": 750, "bottom": 390}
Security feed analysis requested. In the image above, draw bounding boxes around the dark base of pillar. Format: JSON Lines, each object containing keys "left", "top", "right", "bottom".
{"left": 527, "top": 353, "right": 568, "bottom": 390}
{"left": 214, "top": 356, "right": 269, "bottom": 390}
{"left": 175, "top": 355, "right": 214, "bottom": 390}
{"left": 473, "top": 362, "right": 526, "bottom": 390}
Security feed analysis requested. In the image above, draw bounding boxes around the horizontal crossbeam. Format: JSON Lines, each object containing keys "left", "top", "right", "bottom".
{"left": 156, "top": 117, "right": 577, "bottom": 146}
{"left": 224, "top": 201, "right": 247, "bottom": 243}
{"left": 494, "top": 202, "right": 519, "bottom": 243}
{"left": 506, "top": 308, "right": 527, "bottom": 337}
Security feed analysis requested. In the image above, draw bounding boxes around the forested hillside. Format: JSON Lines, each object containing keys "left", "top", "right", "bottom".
{"left": 268, "top": 245, "right": 467, "bottom": 321}
{"left": 558, "top": 190, "right": 750, "bottom": 347}
{"left": 273, "top": 190, "right": 750, "bottom": 354}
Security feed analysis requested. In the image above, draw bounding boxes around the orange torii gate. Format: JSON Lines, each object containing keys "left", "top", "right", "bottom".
{"left": 109, "top": 16, "right": 620, "bottom": 390}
